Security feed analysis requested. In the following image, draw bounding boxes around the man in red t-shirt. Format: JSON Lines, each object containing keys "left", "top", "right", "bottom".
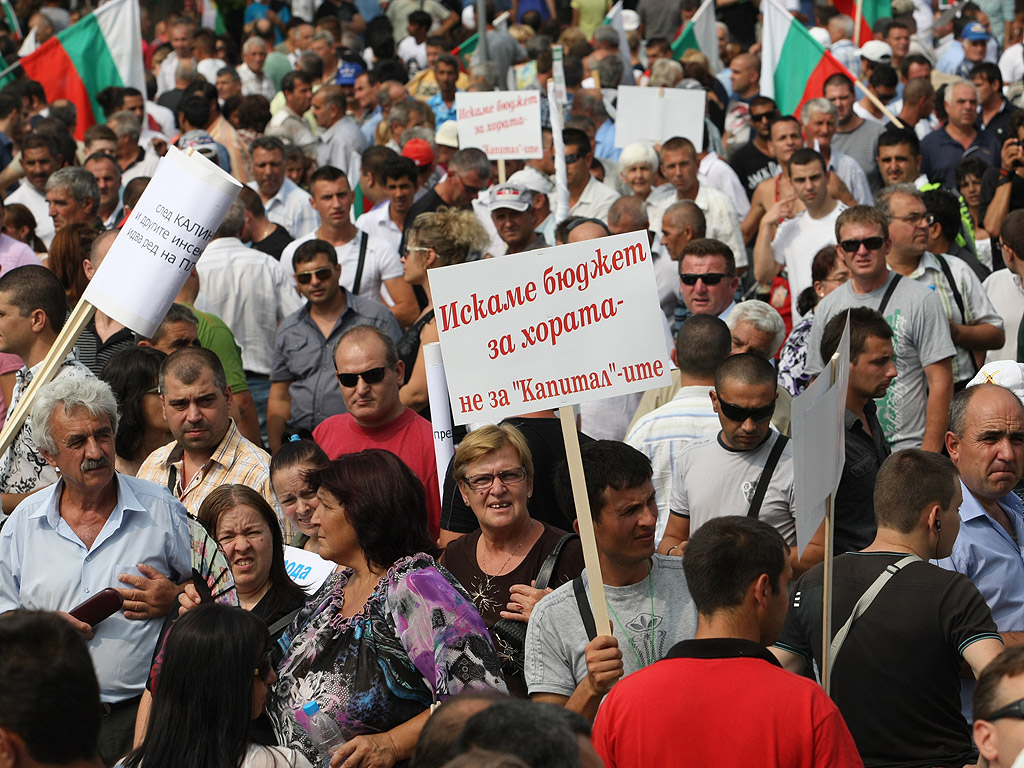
{"left": 313, "top": 325, "right": 440, "bottom": 539}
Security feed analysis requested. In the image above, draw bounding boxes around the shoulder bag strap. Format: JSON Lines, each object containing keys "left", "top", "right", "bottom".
{"left": 534, "top": 533, "right": 579, "bottom": 590}
{"left": 876, "top": 273, "right": 902, "bottom": 316}
{"left": 747, "top": 434, "right": 790, "bottom": 518}
{"left": 267, "top": 607, "right": 302, "bottom": 638}
{"left": 573, "top": 576, "right": 598, "bottom": 642}
{"left": 826, "top": 554, "right": 921, "bottom": 683}
{"left": 935, "top": 255, "right": 978, "bottom": 377}
{"left": 351, "top": 231, "right": 368, "bottom": 296}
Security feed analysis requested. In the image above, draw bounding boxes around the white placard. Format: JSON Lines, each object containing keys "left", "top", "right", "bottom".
{"left": 455, "top": 91, "right": 543, "bottom": 159}
{"left": 613, "top": 86, "right": 706, "bottom": 149}
{"left": 82, "top": 146, "right": 242, "bottom": 338}
{"left": 424, "top": 342, "right": 454, "bottom": 503}
{"left": 283, "top": 545, "right": 336, "bottom": 593}
{"left": 430, "top": 231, "right": 671, "bottom": 425}
{"left": 792, "top": 320, "right": 850, "bottom": 556}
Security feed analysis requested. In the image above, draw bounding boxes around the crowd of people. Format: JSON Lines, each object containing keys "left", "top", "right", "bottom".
{"left": 4, "top": 0, "right": 1024, "bottom": 765}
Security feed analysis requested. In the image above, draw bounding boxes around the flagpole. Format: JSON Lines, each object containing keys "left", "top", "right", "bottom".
{"left": 0, "top": 57, "right": 20, "bottom": 81}
{"left": 853, "top": 0, "right": 864, "bottom": 47}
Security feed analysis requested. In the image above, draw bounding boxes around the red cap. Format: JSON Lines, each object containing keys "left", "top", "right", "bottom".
{"left": 402, "top": 138, "right": 435, "bottom": 168}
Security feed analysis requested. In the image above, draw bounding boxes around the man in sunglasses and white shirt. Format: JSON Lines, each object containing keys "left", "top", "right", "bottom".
{"left": 268, "top": 241, "right": 402, "bottom": 454}
{"left": 312, "top": 324, "right": 441, "bottom": 540}
{"left": 805, "top": 204, "right": 955, "bottom": 452}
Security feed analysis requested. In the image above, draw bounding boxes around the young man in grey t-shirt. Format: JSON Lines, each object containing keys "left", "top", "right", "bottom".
{"left": 524, "top": 441, "right": 698, "bottom": 722}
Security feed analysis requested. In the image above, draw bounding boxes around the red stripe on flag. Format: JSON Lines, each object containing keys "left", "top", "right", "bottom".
{"left": 20, "top": 37, "right": 97, "bottom": 140}
{"left": 794, "top": 50, "right": 851, "bottom": 120}
{"left": 832, "top": 0, "right": 873, "bottom": 45}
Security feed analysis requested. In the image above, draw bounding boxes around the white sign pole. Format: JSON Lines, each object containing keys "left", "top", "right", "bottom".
{"left": 424, "top": 342, "right": 454, "bottom": 506}
{"left": 548, "top": 80, "right": 570, "bottom": 225}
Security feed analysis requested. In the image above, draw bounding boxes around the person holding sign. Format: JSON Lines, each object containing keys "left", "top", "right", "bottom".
{"left": 524, "top": 441, "right": 697, "bottom": 722}
{"left": 772, "top": 450, "right": 1004, "bottom": 768}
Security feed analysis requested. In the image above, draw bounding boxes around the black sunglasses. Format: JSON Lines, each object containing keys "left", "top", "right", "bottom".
{"left": 336, "top": 366, "right": 390, "bottom": 388}
{"left": 295, "top": 266, "right": 335, "bottom": 284}
{"left": 839, "top": 237, "right": 885, "bottom": 253}
{"left": 984, "top": 697, "right": 1024, "bottom": 721}
{"left": 717, "top": 397, "right": 776, "bottom": 423}
{"left": 680, "top": 272, "right": 730, "bottom": 286}
{"left": 751, "top": 111, "right": 778, "bottom": 122}
{"left": 564, "top": 151, "right": 585, "bottom": 164}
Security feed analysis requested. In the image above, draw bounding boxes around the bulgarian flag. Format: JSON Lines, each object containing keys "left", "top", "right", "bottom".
{"left": 18, "top": 0, "right": 145, "bottom": 141}
{"left": 1, "top": 1, "right": 20, "bottom": 40}
{"left": 761, "top": 0, "right": 850, "bottom": 118}
{"left": 834, "top": 0, "right": 891, "bottom": 46}
{"left": 671, "top": 0, "right": 722, "bottom": 73}
{"left": 452, "top": 33, "right": 478, "bottom": 73}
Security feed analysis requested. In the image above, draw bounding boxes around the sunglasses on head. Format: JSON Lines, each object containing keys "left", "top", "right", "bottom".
{"left": 680, "top": 272, "right": 730, "bottom": 286}
{"left": 295, "top": 266, "right": 334, "bottom": 284}
{"left": 839, "top": 237, "right": 885, "bottom": 253}
{"left": 336, "top": 366, "right": 390, "bottom": 388}
{"left": 717, "top": 397, "right": 776, "bottom": 423}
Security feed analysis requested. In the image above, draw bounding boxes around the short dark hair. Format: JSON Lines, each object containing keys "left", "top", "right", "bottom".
{"left": 899, "top": 53, "right": 931, "bottom": 79}
{"left": 922, "top": 188, "right": 961, "bottom": 243}
{"left": 787, "top": 147, "right": 826, "bottom": 176}
{"left": 661, "top": 135, "right": 696, "bottom": 159}
{"left": 824, "top": 72, "right": 855, "bottom": 92}
{"left": 768, "top": 114, "right": 801, "bottom": 139}
{"left": 159, "top": 346, "right": 227, "bottom": 393}
{"left": 683, "top": 516, "right": 789, "bottom": 615}
{"left": 680, "top": 238, "right": 736, "bottom": 275}
{"left": 969, "top": 61, "right": 1002, "bottom": 87}
{"left": 361, "top": 144, "right": 398, "bottom": 183}
{"left": 1001, "top": 209, "right": 1024, "bottom": 256}
{"left": 873, "top": 449, "right": 959, "bottom": 533}
{"left": 554, "top": 440, "right": 652, "bottom": 523}
{"left": 877, "top": 127, "right": 920, "bottom": 157}
{"left": 250, "top": 134, "right": 286, "bottom": 158}
{"left": 454, "top": 701, "right": 584, "bottom": 768}
{"left": 309, "top": 450, "right": 437, "bottom": 570}
{"left": 410, "top": 691, "right": 508, "bottom": 768}
{"left": 750, "top": 95, "right": 777, "bottom": 112}
{"left": 0, "top": 264, "right": 68, "bottom": 333}
{"left": 715, "top": 352, "right": 778, "bottom": 391}
{"left": 869, "top": 63, "right": 898, "bottom": 89}
{"left": 0, "top": 611, "right": 101, "bottom": 763}
{"left": 0, "top": 91, "right": 20, "bottom": 120}
{"left": 974, "top": 646, "right": 1024, "bottom": 720}
{"left": 820, "top": 307, "right": 893, "bottom": 364}
{"left": 380, "top": 155, "right": 418, "bottom": 186}
{"left": 281, "top": 69, "right": 313, "bottom": 93}
{"left": 238, "top": 186, "right": 266, "bottom": 218}
{"left": 676, "top": 314, "right": 731, "bottom": 378}
{"left": 562, "top": 127, "right": 590, "bottom": 155}
{"left": 309, "top": 165, "right": 348, "bottom": 187}
{"left": 293, "top": 238, "right": 337, "bottom": 269}
{"left": 20, "top": 132, "right": 59, "bottom": 160}
{"left": 179, "top": 94, "right": 210, "bottom": 129}
{"left": 408, "top": 9, "right": 432, "bottom": 27}
{"left": 123, "top": 176, "right": 150, "bottom": 211}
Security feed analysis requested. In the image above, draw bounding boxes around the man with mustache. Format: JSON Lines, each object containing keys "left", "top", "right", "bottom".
{"left": 137, "top": 347, "right": 281, "bottom": 527}
{"left": 0, "top": 376, "right": 192, "bottom": 764}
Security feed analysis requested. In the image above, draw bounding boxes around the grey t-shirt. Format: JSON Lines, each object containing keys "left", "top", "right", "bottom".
{"left": 524, "top": 555, "right": 698, "bottom": 698}
{"left": 832, "top": 119, "right": 885, "bottom": 177}
{"left": 805, "top": 272, "right": 955, "bottom": 451}
{"left": 669, "top": 430, "right": 796, "bottom": 545}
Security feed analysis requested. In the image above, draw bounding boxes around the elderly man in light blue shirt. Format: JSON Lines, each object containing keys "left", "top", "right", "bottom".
{"left": 938, "top": 382, "right": 1024, "bottom": 718}
{"left": 0, "top": 377, "right": 191, "bottom": 765}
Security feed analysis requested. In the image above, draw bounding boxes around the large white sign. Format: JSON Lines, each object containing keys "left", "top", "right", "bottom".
{"left": 430, "top": 232, "right": 671, "bottom": 425}
{"left": 284, "top": 545, "right": 336, "bottom": 593}
{"left": 455, "top": 91, "right": 543, "bottom": 159}
{"left": 614, "top": 86, "right": 706, "bottom": 149}
{"left": 83, "top": 146, "right": 242, "bottom": 338}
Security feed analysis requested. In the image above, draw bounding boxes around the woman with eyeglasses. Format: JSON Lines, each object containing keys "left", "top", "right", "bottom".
{"left": 100, "top": 347, "right": 172, "bottom": 476}
{"left": 397, "top": 208, "right": 491, "bottom": 419}
{"left": 268, "top": 450, "right": 506, "bottom": 768}
{"left": 777, "top": 245, "right": 851, "bottom": 396}
{"left": 439, "top": 424, "right": 584, "bottom": 696}
{"left": 121, "top": 604, "right": 313, "bottom": 768}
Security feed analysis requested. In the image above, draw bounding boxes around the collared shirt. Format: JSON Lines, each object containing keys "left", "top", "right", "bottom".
{"left": 355, "top": 200, "right": 402, "bottom": 252}
{"left": 535, "top": 212, "right": 555, "bottom": 248}
{"left": 569, "top": 175, "right": 620, "bottom": 222}
{"left": 208, "top": 114, "right": 253, "bottom": 184}
{"left": 75, "top": 319, "right": 136, "bottom": 376}
{"left": 0, "top": 355, "right": 93, "bottom": 498}
{"left": 921, "top": 126, "right": 1001, "bottom": 190}
{"left": 267, "top": 105, "right": 317, "bottom": 155}
{"left": 5, "top": 180, "right": 54, "bottom": 248}
{"left": 907, "top": 251, "right": 1003, "bottom": 383}
{"left": 698, "top": 151, "right": 750, "bottom": 217}
{"left": 317, "top": 116, "right": 367, "bottom": 175}
{"left": 237, "top": 62, "right": 277, "bottom": 101}
{"left": 983, "top": 269, "right": 1024, "bottom": 362}
{"left": 247, "top": 177, "right": 319, "bottom": 238}
{"left": 102, "top": 202, "right": 125, "bottom": 230}
{"left": 121, "top": 146, "right": 160, "bottom": 185}
{"left": 0, "top": 473, "right": 191, "bottom": 702}
{"left": 594, "top": 118, "right": 620, "bottom": 161}
{"left": 830, "top": 149, "right": 873, "bottom": 204}
{"left": 136, "top": 419, "right": 282, "bottom": 526}
{"left": 650, "top": 185, "right": 747, "bottom": 269}
{"left": 271, "top": 292, "right": 402, "bottom": 433}
{"left": 427, "top": 92, "right": 459, "bottom": 126}
{"left": 194, "top": 237, "right": 304, "bottom": 375}
{"left": 830, "top": 39, "right": 861, "bottom": 75}
{"left": 359, "top": 105, "right": 383, "bottom": 145}
{"left": 836, "top": 400, "right": 890, "bottom": 554}
{"left": 625, "top": 384, "right": 719, "bottom": 543}
{"left": 0, "top": 233, "right": 41, "bottom": 271}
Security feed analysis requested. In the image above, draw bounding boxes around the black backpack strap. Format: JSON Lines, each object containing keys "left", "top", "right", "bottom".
{"left": 534, "top": 533, "right": 579, "bottom": 590}
{"left": 747, "top": 434, "right": 790, "bottom": 518}
{"left": 935, "top": 255, "right": 978, "bottom": 377}
{"left": 351, "top": 231, "right": 368, "bottom": 296}
{"left": 573, "top": 576, "right": 598, "bottom": 642}
{"left": 876, "top": 273, "right": 901, "bottom": 316}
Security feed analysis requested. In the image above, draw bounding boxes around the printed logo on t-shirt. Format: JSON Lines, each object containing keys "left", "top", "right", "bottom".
{"left": 625, "top": 612, "right": 667, "bottom": 666}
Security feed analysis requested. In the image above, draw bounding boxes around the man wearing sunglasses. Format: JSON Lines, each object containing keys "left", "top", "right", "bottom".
{"left": 728, "top": 96, "right": 781, "bottom": 200}
{"left": 661, "top": 354, "right": 813, "bottom": 573}
{"left": 312, "top": 324, "right": 441, "bottom": 539}
{"left": 974, "top": 646, "right": 1024, "bottom": 768}
{"left": 563, "top": 128, "right": 620, "bottom": 224}
{"left": 804, "top": 205, "right": 955, "bottom": 453}
{"left": 402, "top": 148, "right": 491, "bottom": 243}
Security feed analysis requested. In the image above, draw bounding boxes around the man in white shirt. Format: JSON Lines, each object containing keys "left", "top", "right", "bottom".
{"left": 156, "top": 18, "right": 194, "bottom": 97}
{"left": 237, "top": 37, "right": 277, "bottom": 101}
{"left": 283, "top": 165, "right": 417, "bottom": 327}
{"left": 313, "top": 84, "right": 367, "bottom": 177}
{"left": 266, "top": 71, "right": 316, "bottom": 158}
{"left": 246, "top": 136, "right": 318, "bottom": 237}
{"left": 5, "top": 134, "right": 59, "bottom": 247}
{"left": 983, "top": 210, "right": 1024, "bottom": 363}
{"left": 563, "top": 127, "right": 620, "bottom": 222}
{"left": 356, "top": 155, "right": 418, "bottom": 252}
{"left": 83, "top": 151, "right": 123, "bottom": 229}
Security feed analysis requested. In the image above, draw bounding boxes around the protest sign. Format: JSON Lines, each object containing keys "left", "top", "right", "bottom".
{"left": 430, "top": 231, "right": 671, "bottom": 426}
{"left": 284, "top": 545, "right": 336, "bottom": 593}
{"left": 83, "top": 146, "right": 243, "bottom": 339}
{"left": 424, "top": 342, "right": 454, "bottom": 503}
{"left": 455, "top": 91, "right": 543, "bottom": 159}
{"left": 614, "top": 86, "right": 706, "bottom": 149}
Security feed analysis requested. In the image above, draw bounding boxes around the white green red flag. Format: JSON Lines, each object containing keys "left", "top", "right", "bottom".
{"left": 671, "top": 0, "right": 722, "bottom": 73}
{"left": 18, "top": 0, "right": 145, "bottom": 141}
{"left": 760, "top": 0, "right": 849, "bottom": 117}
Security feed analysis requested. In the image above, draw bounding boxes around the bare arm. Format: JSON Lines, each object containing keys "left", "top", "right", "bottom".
{"left": 531, "top": 634, "right": 624, "bottom": 723}
{"left": 384, "top": 277, "right": 419, "bottom": 328}
{"left": 134, "top": 689, "right": 152, "bottom": 747}
{"left": 656, "top": 514, "right": 690, "bottom": 555}
{"left": 0, "top": 371, "right": 15, "bottom": 414}
{"left": 438, "top": 9, "right": 459, "bottom": 36}
{"left": 232, "top": 389, "right": 263, "bottom": 447}
{"left": 752, "top": 198, "right": 794, "bottom": 284}
{"left": 329, "top": 709, "right": 430, "bottom": 768}
{"left": 438, "top": 529, "right": 467, "bottom": 548}
{"left": 398, "top": 318, "right": 435, "bottom": 412}
{"left": 267, "top": 381, "right": 292, "bottom": 456}
{"left": 2, "top": 492, "right": 31, "bottom": 515}
{"left": 793, "top": 518, "right": 826, "bottom": 578}
{"left": 922, "top": 358, "right": 953, "bottom": 453}
{"left": 949, "top": 321, "right": 1005, "bottom": 352}
{"left": 741, "top": 184, "right": 770, "bottom": 245}
{"left": 769, "top": 646, "right": 807, "bottom": 673}
{"left": 964, "top": 637, "right": 1006, "bottom": 678}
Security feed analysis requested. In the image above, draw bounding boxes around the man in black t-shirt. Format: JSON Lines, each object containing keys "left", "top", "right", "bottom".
{"left": 773, "top": 449, "right": 1003, "bottom": 768}
{"left": 730, "top": 96, "right": 781, "bottom": 199}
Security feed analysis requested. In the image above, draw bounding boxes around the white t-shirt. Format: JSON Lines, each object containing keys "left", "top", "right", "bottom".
{"left": 669, "top": 430, "right": 796, "bottom": 545}
{"left": 771, "top": 202, "right": 847, "bottom": 320}
{"left": 281, "top": 230, "right": 403, "bottom": 303}
{"left": 984, "top": 268, "right": 1024, "bottom": 364}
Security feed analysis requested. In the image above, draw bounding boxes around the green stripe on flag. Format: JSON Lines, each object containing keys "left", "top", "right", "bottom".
{"left": 453, "top": 33, "right": 477, "bottom": 71}
{"left": 0, "top": 54, "right": 15, "bottom": 88}
{"left": 59, "top": 12, "right": 123, "bottom": 129}
{"left": 774, "top": 23, "right": 824, "bottom": 114}
{"left": 671, "top": 22, "right": 697, "bottom": 60}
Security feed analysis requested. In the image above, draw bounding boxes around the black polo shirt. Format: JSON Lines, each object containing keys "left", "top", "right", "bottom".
{"left": 835, "top": 400, "right": 890, "bottom": 554}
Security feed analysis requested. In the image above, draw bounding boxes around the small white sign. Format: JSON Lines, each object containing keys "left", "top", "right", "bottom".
{"left": 283, "top": 545, "right": 336, "bottom": 593}
{"left": 455, "top": 91, "right": 543, "bottom": 159}
{"left": 83, "top": 146, "right": 242, "bottom": 338}
{"left": 614, "top": 86, "right": 706, "bottom": 149}
{"left": 430, "top": 231, "right": 671, "bottom": 425}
